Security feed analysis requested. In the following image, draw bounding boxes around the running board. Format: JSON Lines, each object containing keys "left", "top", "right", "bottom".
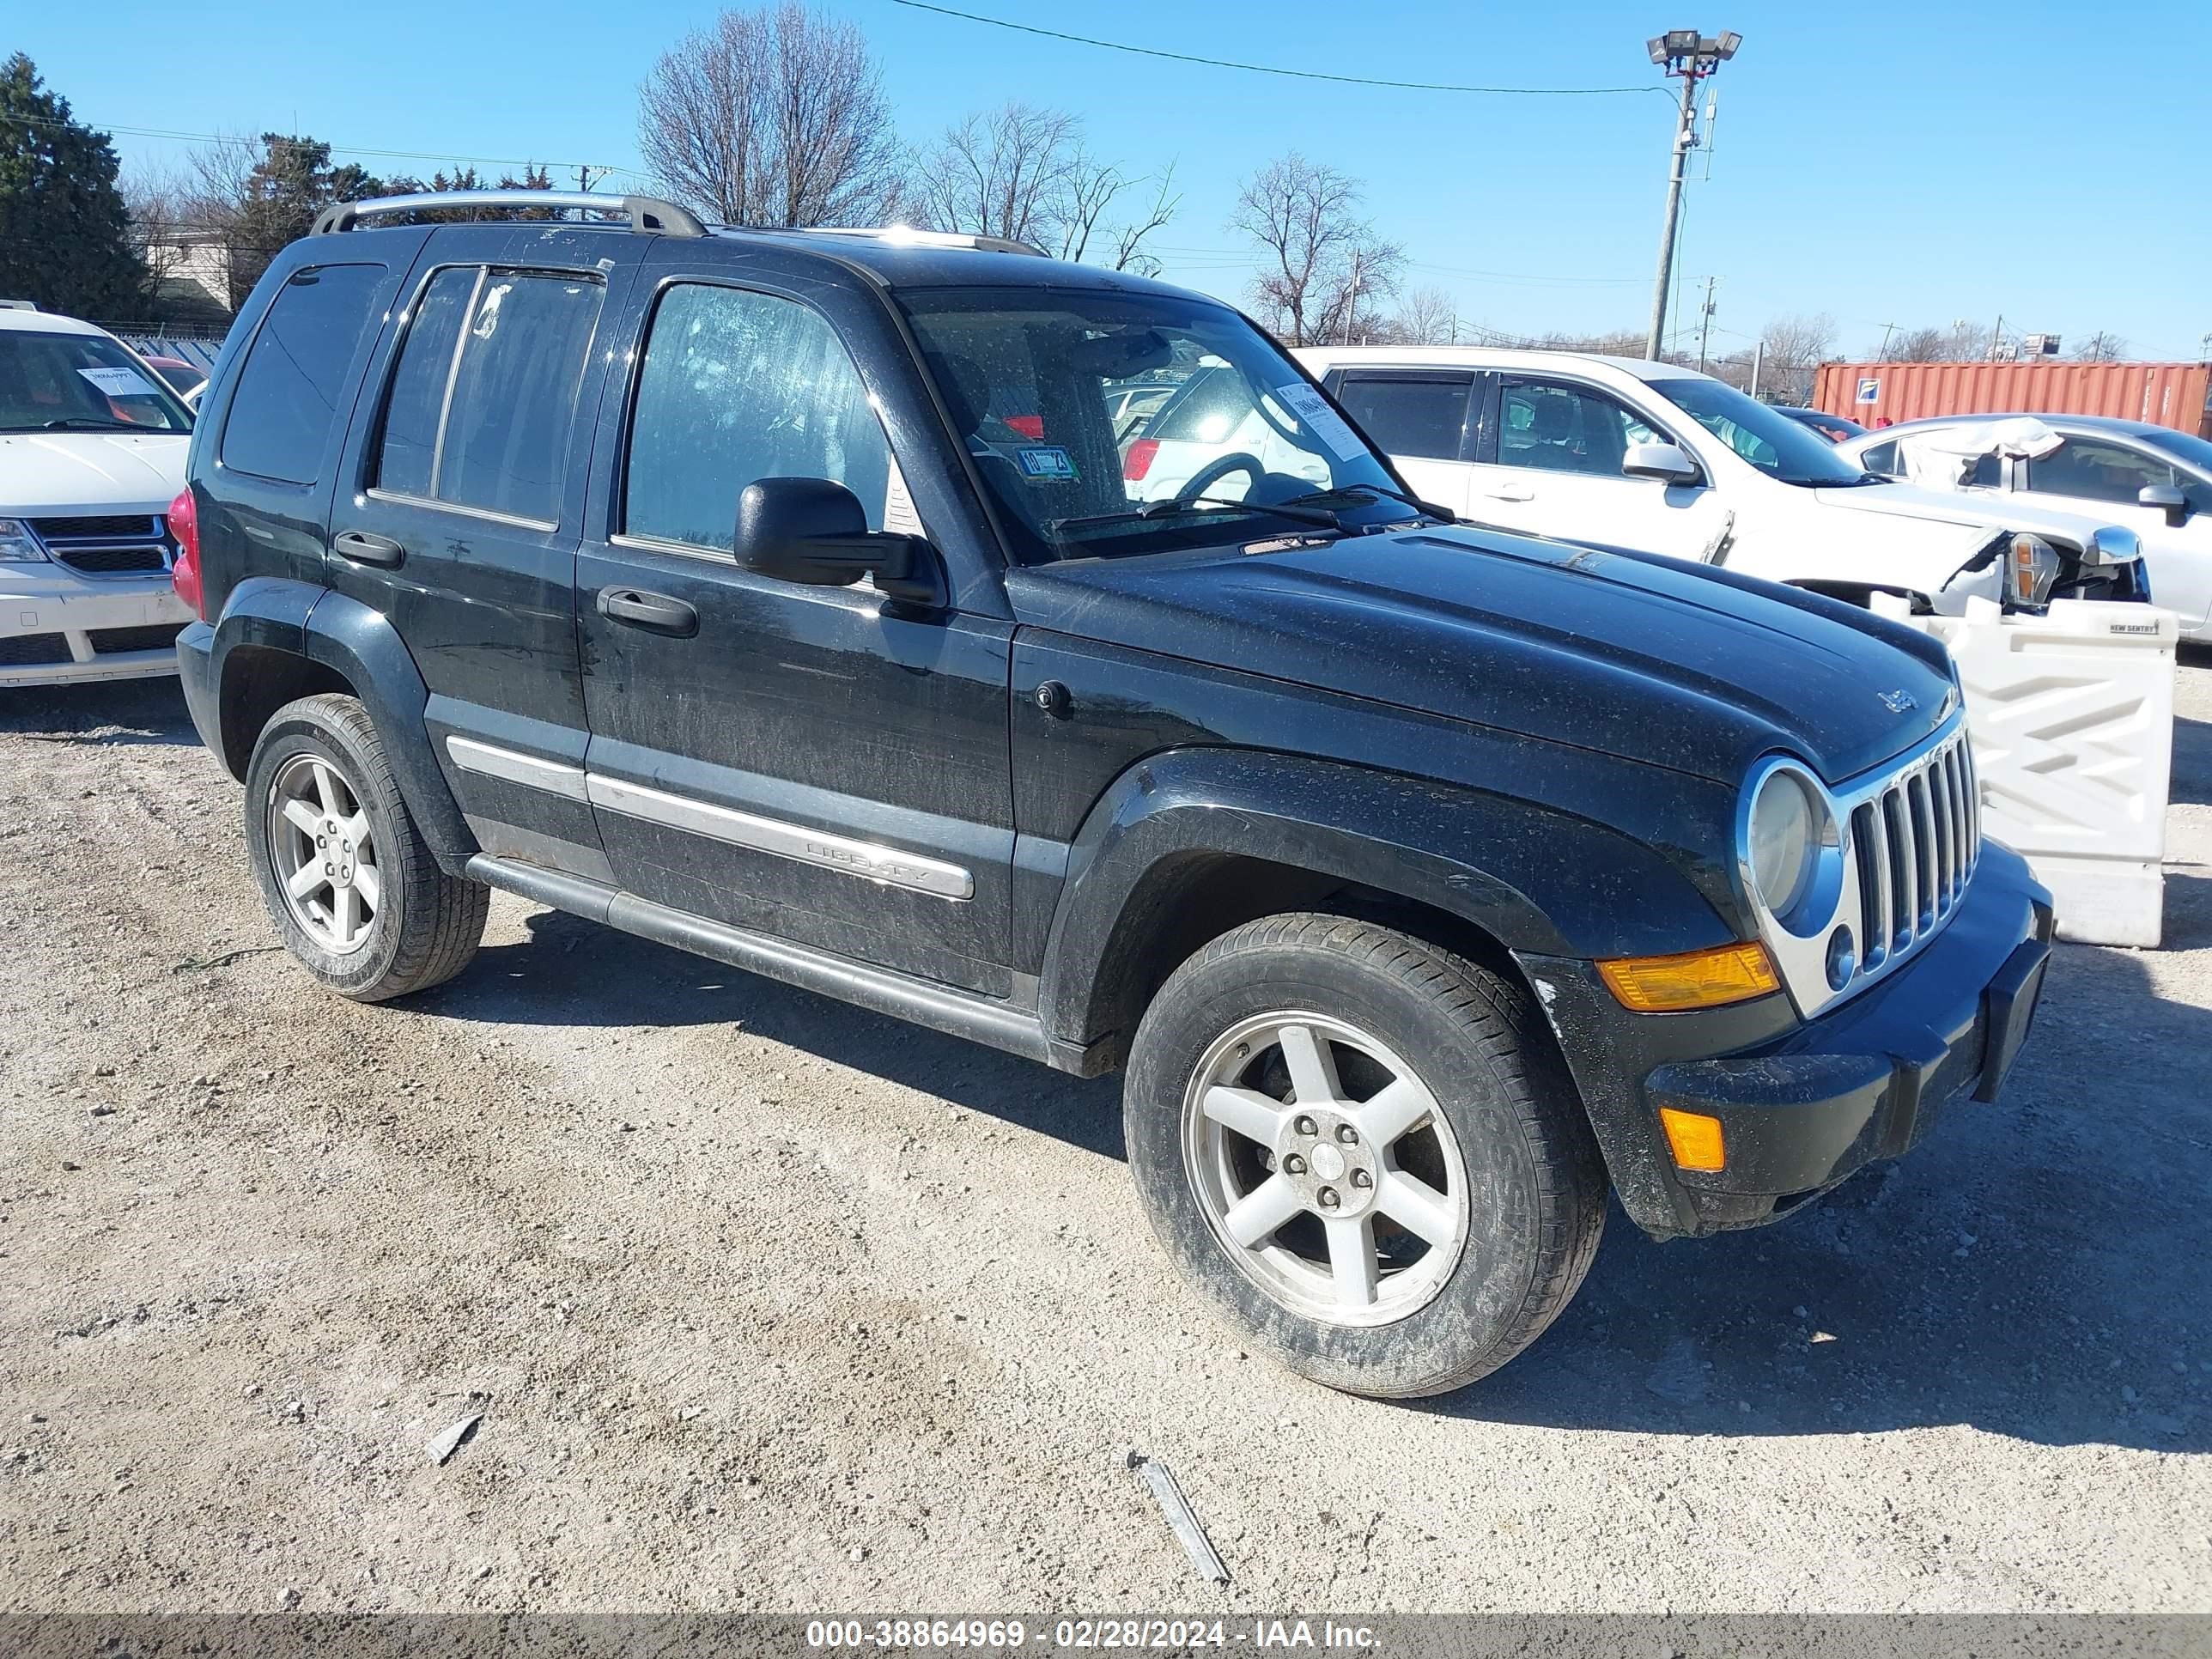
{"left": 465, "top": 854, "right": 1110, "bottom": 1076}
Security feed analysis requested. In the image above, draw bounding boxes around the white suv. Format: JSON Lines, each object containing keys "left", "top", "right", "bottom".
{"left": 2, "top": 308, "right": 196, "bottom": 687}
{"left": 1291, "top": 346, "right": 2148, "bottom": 616}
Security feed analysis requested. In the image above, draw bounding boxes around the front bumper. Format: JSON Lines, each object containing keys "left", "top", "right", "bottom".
{"left": 1522, "top": 842, "right": 2053, "bottom": 1239}
{"left": 1, "top": 563, "right": 191, "bottom": 687}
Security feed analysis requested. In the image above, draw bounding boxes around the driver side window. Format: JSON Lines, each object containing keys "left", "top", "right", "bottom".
{"left": 1498, "top": 380, "right": 1644, "bottom": 477}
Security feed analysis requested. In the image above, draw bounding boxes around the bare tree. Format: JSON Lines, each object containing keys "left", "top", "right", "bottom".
{"left": 120, "top": 167, "right": 198, "bottom": 309}
{"left": 2075, "top": 331, "right": 2129, "bottom": 362}
{"left": 638, "top": 3, "right": 902, "bottom": 227}
{"left": 1756, "top": 311, "right": 1837, "bottom": 404}
{"left": 1885, "top": 321, "right": 1987, "bottom": 363}
{"left": 917, "top": 105, "right": 1176, "bottom": 269}
{"left": 1389, "top": 287, "right": 1460, "bottom": 346}
{"left": 1231, "top": 154, "right": 1402, "bottom": 347}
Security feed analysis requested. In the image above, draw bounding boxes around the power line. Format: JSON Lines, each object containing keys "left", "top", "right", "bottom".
{"left": 11, "top": 111, "right": 641, "bottom": 179}
{"left": 887, "top": 2, "right": 1675, "bottom": 96}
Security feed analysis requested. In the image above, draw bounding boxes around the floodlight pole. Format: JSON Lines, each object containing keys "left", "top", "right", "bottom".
{"left": 1645, "top": 65, "right": 1702, "bottom": 362}
{"left": 1644, "top": 32, "right": 1737, "bottom": 362}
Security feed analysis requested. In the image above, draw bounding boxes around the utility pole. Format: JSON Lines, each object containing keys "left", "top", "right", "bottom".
{"left": 1876, "top": 321, "right": 1899, "bottom": 356}
{"left": 1748, "top": 337, "right": 1764, "bottom": 399}
{"left": 576, "top": 165, "right": 601, "bottom": 193}
{"left": 1643, "top": 30, "right": 1741, "bottom": 362}
{"left": 1695, "top": 275, "right": 1718, "bottom": 374}
{"left": 1341, "top": 249, "right": 1363, "bottom": 347}
{"left": 1987, "top": 314, "right": 2006, "bottom": 361}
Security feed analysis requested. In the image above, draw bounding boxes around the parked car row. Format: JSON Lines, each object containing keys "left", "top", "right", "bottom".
{"left": 143, "top": 191, "right": 2056, "bottom": 1400}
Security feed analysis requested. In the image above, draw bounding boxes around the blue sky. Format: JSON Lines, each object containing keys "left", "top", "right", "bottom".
{"left": 20, "top": 0, "right": 2212, "bottom": 358}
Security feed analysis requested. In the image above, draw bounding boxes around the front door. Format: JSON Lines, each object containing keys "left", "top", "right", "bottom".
{"left": 1463, "top": 374, "right": 1728, "bottom": 561}
{"left": 2018, "top": 433, "right": 2212, "bottom": 632}
{"left": 1326, "top": 368, "right": 1482, "bottom": 516}
{"left": 576, "top": 276, "right": 1018, "bottom": 996}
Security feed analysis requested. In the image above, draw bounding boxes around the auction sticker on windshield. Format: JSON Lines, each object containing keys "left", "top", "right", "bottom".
{"left": 77, "top": 366, "right": 159, "bottom": 398}
{"left": 1273, "top": 382, "right": 1366, "bottom": 461}
{"left": 1017, "top": 446, "right": 1079, "bottom": 481}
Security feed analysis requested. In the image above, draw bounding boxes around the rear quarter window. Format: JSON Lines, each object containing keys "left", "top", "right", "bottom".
{"left": 221, "top": 264, "right": 387, "bottom": 485}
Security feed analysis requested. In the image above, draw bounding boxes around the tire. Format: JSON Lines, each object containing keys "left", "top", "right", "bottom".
{"left": 242, "top": 693, "right": 488, "bottom": 1002}
{"left": 1122, "top": 913, "right": 1606, "bottom": 1399}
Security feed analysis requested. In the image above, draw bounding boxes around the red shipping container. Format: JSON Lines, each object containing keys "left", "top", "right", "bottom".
{"left": 1812, "top": 360, "right": 2212, "bottom": 438}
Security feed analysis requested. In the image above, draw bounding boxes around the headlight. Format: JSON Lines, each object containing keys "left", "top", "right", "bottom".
{"left": 0, "top": 519, "right": 50, "bottom": 562}
{"left": 2008, "top": 533, "right": 2058, "bottom": 607}
{"left": 1749, "top": 769, "right": 1820, "bottom": 919}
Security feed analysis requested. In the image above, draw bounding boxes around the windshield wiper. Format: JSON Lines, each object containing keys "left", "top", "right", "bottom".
{"left": 1049, "top": 495, "right": 1347, "bottom": 533}
{"left": 40, "top": 417, "right": 147, "bottom": 433}
{"left": 1280, "top": 482, "right": 1455, "bottom": 520}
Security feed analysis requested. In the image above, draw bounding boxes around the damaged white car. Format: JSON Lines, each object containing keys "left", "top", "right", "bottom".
{"left": 1287, "top": 347, "right": 2150, "bottom": 616}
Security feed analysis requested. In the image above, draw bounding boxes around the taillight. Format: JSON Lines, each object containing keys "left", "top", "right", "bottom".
{"left": 168, "top": 486, "right": 204, "bottom": 619}
{"left": 1123, "top": 438, "right": 1160, "bottom": 482}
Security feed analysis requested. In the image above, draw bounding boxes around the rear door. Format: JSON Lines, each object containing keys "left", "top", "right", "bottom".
{"left": 1464, "top": 374, "right": 1727, "bottom": 559}
{"left": 1323, "top": 368, "right": 1482, "bottom": 515}
{"left": 574, "top": 264, "right": 1018, "bottom": 996}
{"left": 327, "top": 226, "right": 639, "bottom": 878}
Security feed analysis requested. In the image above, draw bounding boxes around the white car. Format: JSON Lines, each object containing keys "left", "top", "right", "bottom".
{"left": 1836, "top": 415, "right": 2212, "bottom": 638}
{"left": 1287, "top": 346, "right": 2148, "bottom": 617}
{"left": 1, "top": 308, "right": 195, "bottom": 687}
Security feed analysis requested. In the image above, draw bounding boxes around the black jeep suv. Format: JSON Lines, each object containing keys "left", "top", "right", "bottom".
{"left": 171, "top": 191, "right": 2052, "bottom": 1398}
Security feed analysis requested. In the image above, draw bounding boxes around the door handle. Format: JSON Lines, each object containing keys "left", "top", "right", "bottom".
{"left": 596, "top": 586, "right": 699, "bottom": 637}
{"left": 332, "top": 529, "right": 405, "bottom": 568}
{"left": 1482, "top": 483, "right": 1535, "bottom": 503}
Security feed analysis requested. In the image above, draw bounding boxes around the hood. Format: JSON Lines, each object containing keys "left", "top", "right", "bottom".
{"left": 1004, "top": 525, "right": 1958, "bottom": 787}
{"left": 1812, "top": 478, "right": 2117, "bottom": 550}
{"left": 0, "top": 432, "right": 190, "bottom": 516}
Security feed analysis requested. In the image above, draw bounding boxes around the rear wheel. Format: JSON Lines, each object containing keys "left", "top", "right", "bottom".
{"left": 243, "top": 694, "right": 487, "bottom": 1000}
{"left": 1123, "top": 914, "right": 1606, "bottom": 1398}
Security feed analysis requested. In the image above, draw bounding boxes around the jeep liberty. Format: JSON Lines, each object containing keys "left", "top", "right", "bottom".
{"left": 172, "top": 192, "right": 2052, "bottom": 1397}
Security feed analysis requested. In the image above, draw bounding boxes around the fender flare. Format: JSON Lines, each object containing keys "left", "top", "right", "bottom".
{"left": 209, "top": 580, "right": 476, "bottom": 870}
{"left": 1036, "top": 747, "right": 1737, "bottom": 1049}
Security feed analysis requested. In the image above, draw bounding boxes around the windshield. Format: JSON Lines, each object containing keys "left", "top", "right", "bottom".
{"left": 1649, "top": 376, "right": 1869, "bottom": 486}
{"left": 897, "top": 287, "right": 1417, "bottom": 562}
{"left": 0, "top": 328, "right": 194, "bottom": 434}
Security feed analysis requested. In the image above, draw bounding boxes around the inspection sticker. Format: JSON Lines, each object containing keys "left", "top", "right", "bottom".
{"left": 1017, "top": 445, "right": 1079, "bottom": 481}
{"left": 1273, "top": 382, "right": 1366, "bottom": 461}
{"left": 77, "top": 366, "right": 159, "bottom": 398}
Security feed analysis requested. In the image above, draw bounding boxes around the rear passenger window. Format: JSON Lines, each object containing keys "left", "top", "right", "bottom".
{"left": 374, "top": 267, "right": 604, "bottom": 525}
{"left": 1335, "top": 376, "right": 1472, "bottom": 461}
{"left": 623, "top": 284, "right": 891, "bottom": 552}
{"left": 221, "top": 264, "right": 387, "bottom": 484}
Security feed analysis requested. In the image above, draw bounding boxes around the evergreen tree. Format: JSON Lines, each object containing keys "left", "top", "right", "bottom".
{"left": 225, "top": 134, "right": 384, "bottom": 304}
{"left": 0, "top": 54, "right": 146, "bottom": 315}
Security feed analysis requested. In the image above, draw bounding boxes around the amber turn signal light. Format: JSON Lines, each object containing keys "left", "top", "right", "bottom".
{"left": 1659, "top": 1107, "right": 1727, "bottom": 1171}
{"left": 1596, "top": 940, "right": 1780, "bottom": 1012}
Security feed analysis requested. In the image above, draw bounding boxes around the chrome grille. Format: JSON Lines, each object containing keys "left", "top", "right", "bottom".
{"left": 30, "top": 515, "right": 173, "bottom": 578}
{"left": 1845, "top": 725, "right": 1978, "bottom": 976}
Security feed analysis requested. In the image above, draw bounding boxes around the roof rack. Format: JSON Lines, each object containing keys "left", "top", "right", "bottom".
{"left": 805, "top": 227, "right": 1048, "bottom": 258}
{"left": 311, "top": 191, "right": 706, "bottom": 239}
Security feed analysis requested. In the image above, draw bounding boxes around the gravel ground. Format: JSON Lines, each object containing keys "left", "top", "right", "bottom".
{"left": 2, "top": 658, "right": 2209, "bottom": 1616}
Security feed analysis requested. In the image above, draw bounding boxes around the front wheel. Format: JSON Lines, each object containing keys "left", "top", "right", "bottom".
{"left": 242, "top": 693, "right": 488, "bottom": 1001}
{"left": 1123, "top": 914, "right": 1606, "bottom": 1398}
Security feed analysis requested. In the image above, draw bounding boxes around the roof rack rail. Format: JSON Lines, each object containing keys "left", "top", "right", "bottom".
{"left": 311, "top": 191, "right": 707, "bottom": 239}
{"left": 805, "top": 227, "right": 1048, "bottom": 258}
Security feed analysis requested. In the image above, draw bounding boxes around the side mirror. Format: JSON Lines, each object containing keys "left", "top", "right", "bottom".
{"left": 2139, "top": 483, "right": 2191, "bottom": 529}
{"left": 734, "top": 477, "right": 941, "bottom": 605}
{"left": 1622, "top": 441, "right": 1701, "bottom": 486}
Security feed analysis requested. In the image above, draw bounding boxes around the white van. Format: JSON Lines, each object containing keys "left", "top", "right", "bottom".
{"left": 1, "top": 308, "right": 196, "bottom": 687}
{"left": 1287, "top": 346, "right": 2148, "bottom": 616}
